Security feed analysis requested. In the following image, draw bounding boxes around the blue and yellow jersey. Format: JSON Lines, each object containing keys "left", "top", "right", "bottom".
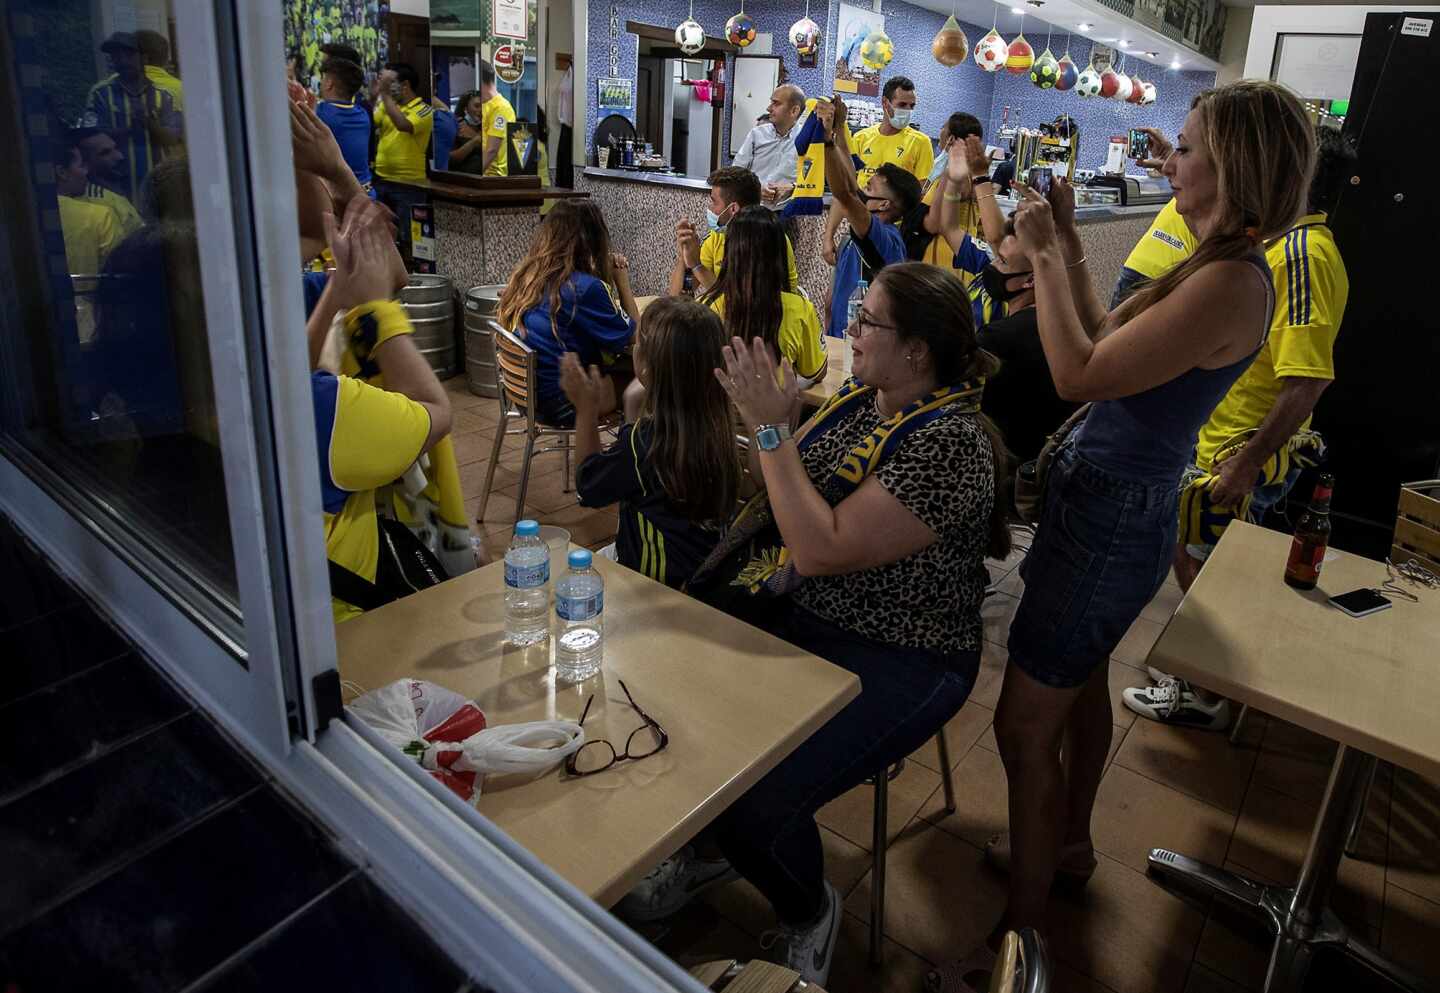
{"left": 83, "top": 77, "right": 183, "bottom": 200}
{"left": 311, "top": 370, "right": 432, "bottom": 622}
{"left": 481, "top": 93, "right": 516, "bottom": 176}
{"left": 373, "top": 96, "right": 434, "bottom": 184}
{"left": 851, "top": 124, "right": 935, "bottom": 187}
{"left": 1194, "top": 213, "right": 1348, "bottom": 469}
{"left": 700, "top": 229, "right": 800, "bottom": 290}
{"left": 1121, "top": 198, "right": 1197, "bottom": 280}
{"left": 786, "top": 98, "right": 854, "bottom": 218}
{"left": 144, "top": 66, "right": 184, "bottom": 111}
{"left": 318, "top": 100, "right": 373, "bottom": 185}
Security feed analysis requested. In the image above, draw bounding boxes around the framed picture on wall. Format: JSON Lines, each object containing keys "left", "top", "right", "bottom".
{"left": 598, "top": 77, "right": 633, "bottom": 110}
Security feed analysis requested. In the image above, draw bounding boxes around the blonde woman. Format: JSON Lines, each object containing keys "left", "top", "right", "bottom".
{"left": 933, "top": 81, "right": 1317, "bottom": 991}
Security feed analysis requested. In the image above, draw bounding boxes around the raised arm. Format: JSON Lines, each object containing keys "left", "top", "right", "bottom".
{"left": 1012, "top": 186, "right": 1267, "bottom": 403}
{"left": 375, "top": 71, "right": 415, "bottom": 133}
{"left": 1041, "top": 177, "right": 1108, "bottom": 338}
{"left": 963, "top": 136, "right": 1006, "bottom": 248}
{"left": 822, "top": 98, "right": 871, "bottom": 240}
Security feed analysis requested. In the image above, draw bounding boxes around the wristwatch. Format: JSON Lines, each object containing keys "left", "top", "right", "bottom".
{"left": 754, "top": 423, "right": 794, "bottom": 452}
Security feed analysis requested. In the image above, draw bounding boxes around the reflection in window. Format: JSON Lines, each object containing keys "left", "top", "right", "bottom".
{"left": 1, "top": 3, "right": 240, "bottom": 618}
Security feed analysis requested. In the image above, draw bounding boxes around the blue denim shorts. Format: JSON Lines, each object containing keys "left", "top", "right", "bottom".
{"left": 1009, "top": 444, "right": 1178, "bottom": 689}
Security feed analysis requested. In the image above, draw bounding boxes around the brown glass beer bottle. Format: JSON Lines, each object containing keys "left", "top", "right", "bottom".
{"left": 1284, "top": 473, "right": 1334, "bottom": 590}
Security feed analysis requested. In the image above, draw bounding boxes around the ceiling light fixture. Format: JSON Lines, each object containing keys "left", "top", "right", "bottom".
{"left": 1077, "top": 22, "right": 1092, "bottom": 30}
{"left": 1011, "top": 6, "right": 1025, "bottom": 14}
{"left": 1145, "top": 51, "right": 1158, "bottom": 57}
{"left": 1119, "top": 39, "right": 1129, "bottom": 47}
{"left": 1026, "top": 0, "right": 1045, "bottom": 7}
{"left": 1170, "top": 58, "right": 1182, "bottom": 69}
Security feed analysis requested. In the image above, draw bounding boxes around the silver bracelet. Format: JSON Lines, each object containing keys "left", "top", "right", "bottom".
{"left": 1065, "top": 254, "right": 1087, "bottom": 269}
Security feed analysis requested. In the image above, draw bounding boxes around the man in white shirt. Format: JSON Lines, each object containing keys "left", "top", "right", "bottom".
{"left": 732, "top": 84, "right": 805, "bottom": 209}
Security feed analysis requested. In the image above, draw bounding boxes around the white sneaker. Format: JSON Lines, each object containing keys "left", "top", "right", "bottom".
{"left": 1123, "top": 677, "right": 1231, "bottom": 731}
{"left": 614, "top": 846, "right": 738, "bottom": 924}
{"left": 759, "top": 881, "right": 842, "bottom": 986}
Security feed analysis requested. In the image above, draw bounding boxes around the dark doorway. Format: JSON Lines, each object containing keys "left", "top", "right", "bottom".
{"left": 386, "top": 11, "right": 432, "bottom": 101}
{"left": 635, "top": 56, "right": 665, "bottom": 154}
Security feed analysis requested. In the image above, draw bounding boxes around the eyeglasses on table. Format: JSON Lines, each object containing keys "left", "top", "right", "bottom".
{"left": 565, "top": 679, "right": 670, "bottom": 777}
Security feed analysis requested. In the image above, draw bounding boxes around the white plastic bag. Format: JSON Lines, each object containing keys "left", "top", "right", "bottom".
{"left": 349, "top": 679, "right": 585, "bottom": 806}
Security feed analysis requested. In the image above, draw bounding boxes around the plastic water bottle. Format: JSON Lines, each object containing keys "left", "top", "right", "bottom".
{"left": 555, "top": 549, "right": 604, "bottom": 680}
{"left": 504, "top": 520, "right": 550, "bottom": 646}
{"left": 844, "top": 278, "right": 868, "bottom": 377}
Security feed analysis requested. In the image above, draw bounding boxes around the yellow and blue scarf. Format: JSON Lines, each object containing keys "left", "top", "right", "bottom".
{"left": 687, "top": 377, "right": 984, "bottom": 607}
{"left": 1178, "top": 428, "right": 1326, "bottom": 549}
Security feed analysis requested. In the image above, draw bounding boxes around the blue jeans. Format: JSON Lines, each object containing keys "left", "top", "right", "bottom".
{"left": 1009, "top": 443, "right": 1178, "bottom": 689}
{"left": 712, "top": 604, "right": 978, "bottom": 924}
{"left": 371, "top": 178, "right": 429, "bottom": 259}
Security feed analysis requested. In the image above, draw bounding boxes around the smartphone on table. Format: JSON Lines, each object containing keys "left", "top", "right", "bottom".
{"left": 1128, "top": 128, "right": 1151, "bottom": 160}
{"left": 1328, "top": 588, "right": 1393, "bottom": 618}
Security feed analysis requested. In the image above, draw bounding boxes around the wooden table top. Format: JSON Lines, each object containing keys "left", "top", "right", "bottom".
{"left": 334, "top": 554, "right": 861, "bottom": 907}
{"left": 801, "top": 337, "right": 851, "bottom": 408}
{"left": 1147, "top": 521, "right": 1440, "bottom": 781}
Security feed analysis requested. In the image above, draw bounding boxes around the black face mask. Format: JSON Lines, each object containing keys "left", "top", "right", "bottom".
{"left": 980, "top": 263, "right": 1033, "bottom": 304}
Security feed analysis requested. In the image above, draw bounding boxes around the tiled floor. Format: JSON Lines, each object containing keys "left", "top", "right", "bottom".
{"left": 448, "top": 375, "right": 1440, "bottom": 993}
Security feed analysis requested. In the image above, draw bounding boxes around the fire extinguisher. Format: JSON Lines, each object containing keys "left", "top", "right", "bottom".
{"left": 710, "top": 62, "right": 726, "bottom": 107}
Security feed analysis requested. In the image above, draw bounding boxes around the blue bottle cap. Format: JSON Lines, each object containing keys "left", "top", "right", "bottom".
{"left": 515, "top": 520, "right": 539, "bottom": 536}
{"left": 568, "top": 549, "right": 593, "bottom": 570}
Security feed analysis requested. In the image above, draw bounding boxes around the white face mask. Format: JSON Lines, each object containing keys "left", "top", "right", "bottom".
{"left": 888, "top": 108, "right": 912, "bottom": 130}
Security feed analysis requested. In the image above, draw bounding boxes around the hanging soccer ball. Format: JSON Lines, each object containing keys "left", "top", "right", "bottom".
{"left": 1005, "top": 34, "right": 1034, "bottom": 74}
{"left": 1114, "top": 73, "right": 1133, "bottom": 102}
{"left": 1141, "top": 81, "right": 1157, "bottom": 105}
{"left": 1098, "top": 67, "right": 1121, "bottom": 98}
{"left": 1075, "top": 64, "right": 1103, "bottom": 97}
{"left": 860, "top": 30, "right": 895, "bottom": 70}
{"left": 1030, "top": 48, "right": 1059, "bottom": 88}
{"left": 790, "top": 16, "right": 821, "bottom": 56}
{"left": 1127, "top": 75, "right": 1146, "bottom": 104}
{"left": 932, "top": 15, "right": 969, "bottom": 67}
{"left": 1055, "top": 55, "right": 1078, "bottom": 91}
{"left": 725, "top": 11, "right": 757, "bottom": 47}
{"left": 675, "top": 18, "right": 706, "bottom": 55}
{"left": 974, "top": 29, "right": 1007, "bottom": 72}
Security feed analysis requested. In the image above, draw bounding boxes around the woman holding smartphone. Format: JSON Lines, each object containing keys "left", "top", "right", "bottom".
{"left": 930, "top": 81, "right": 1317, "bottom": 991}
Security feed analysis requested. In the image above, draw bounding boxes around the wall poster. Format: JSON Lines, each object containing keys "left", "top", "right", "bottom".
{"left": 834, "top": 3, "right": 884, "bottom": 98}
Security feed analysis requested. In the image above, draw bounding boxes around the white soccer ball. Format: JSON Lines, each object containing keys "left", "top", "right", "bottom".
{"left": 676, "top": 18, "right": 706, "bottom": 55}
{"left": 1075, "top": 65, "right": 1103, "bottom": 97}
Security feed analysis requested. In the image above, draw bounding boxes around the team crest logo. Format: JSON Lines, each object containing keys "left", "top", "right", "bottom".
{"left": 802, "top": 159, "right": 814, "bottom": 179}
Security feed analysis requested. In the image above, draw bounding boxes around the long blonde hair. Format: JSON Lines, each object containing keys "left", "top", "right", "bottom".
{"left": 633, "top": 298, "right": 743, "bottom": 523}
{"left": 1115, "top": 80, "right": 1315, "bottom": 326}
{"left": 496, "top": 200, "right": 617, "bottom": 340}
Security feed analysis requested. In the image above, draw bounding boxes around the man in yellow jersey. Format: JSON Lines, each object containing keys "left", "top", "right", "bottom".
{"left": 371, "top": 62, "right": 434, "bottom": 261}
{"left": 1124, "top": 128, "right": 1355, "bottom": 731}
{"left": 55, "top": 135, "right": 121, "bottom": 276}
{"left": 669, "top": 167, "right": 799, "bottom": 295}
{"left": 821, "top": 75, "right": 933, "bottom": 265}
{"left": 476, "top": 59, "right": 517, "bottom": 176}
{"left": 73, "top": 129, "right": 143, "bottom": 235}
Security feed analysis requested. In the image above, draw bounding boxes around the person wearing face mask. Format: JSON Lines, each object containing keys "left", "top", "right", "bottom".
{"left": 821, "top": 76, "right": 932, "bottom": 267}
{"left": 669, "top": 167, "right": 799, "bottom": 295}
{"left": 448, "top": 91, "right": 488, "bottom": 174}
{"left": 732, "top": 84, "right": 806, "bottom": 208}
{"left": 819, "top": 94, "right": 920, "bottom": 338}
{"left": 370, "top": 62, "right": 434, "bottom": 262}
{"left": 975, "top": 218, "right": 1081, "bottom": 461}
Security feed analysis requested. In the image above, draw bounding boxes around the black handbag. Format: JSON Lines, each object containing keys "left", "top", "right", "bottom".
{"left": 327, "top": 516, "right": 447, "bottom": 613}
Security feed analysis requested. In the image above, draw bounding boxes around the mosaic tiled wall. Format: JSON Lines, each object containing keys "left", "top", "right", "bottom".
{"left": 434, "top": 204, "right": 545, "bottom": 293}
{"left": 584, "top": 0, "right": 1214, "bottom": 172}
{"left": 584, "top": 0, "right": 1000, "bottom": 164}
{"left": 985, "top": 34, "right": 1218, "bottom": 172}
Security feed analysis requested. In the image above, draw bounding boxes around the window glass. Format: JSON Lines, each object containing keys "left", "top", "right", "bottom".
{"left": 0, "top": 1, "right": 241, "bottom": 621}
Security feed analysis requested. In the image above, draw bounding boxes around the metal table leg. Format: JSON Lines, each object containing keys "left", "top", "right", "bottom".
{"left": 1148, "top": 745, "right": 1436, "bottom": 993}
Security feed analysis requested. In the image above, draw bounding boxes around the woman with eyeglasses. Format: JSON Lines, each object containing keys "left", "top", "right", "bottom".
{"left": 614, "top": 263, "right": 1011, "bottom": 988}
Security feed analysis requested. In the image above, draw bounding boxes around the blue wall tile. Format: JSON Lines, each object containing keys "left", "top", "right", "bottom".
{"left": 583, "top": 0, "right": 1215, "bottom": 172}
{"left": 985, "top": 35, "right": 1216, "bottom": 171}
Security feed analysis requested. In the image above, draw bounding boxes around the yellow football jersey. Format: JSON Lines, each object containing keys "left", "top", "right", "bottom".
{"left": 852, "top": 125, "right": 935, "bottom": 186}
{"left": 1194, "top": 214, "right": 1348, "bottom": 469}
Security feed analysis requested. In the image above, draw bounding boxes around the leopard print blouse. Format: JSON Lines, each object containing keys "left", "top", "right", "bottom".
{"left": 793, "top": 393, "right": 995, "bottom": 655}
